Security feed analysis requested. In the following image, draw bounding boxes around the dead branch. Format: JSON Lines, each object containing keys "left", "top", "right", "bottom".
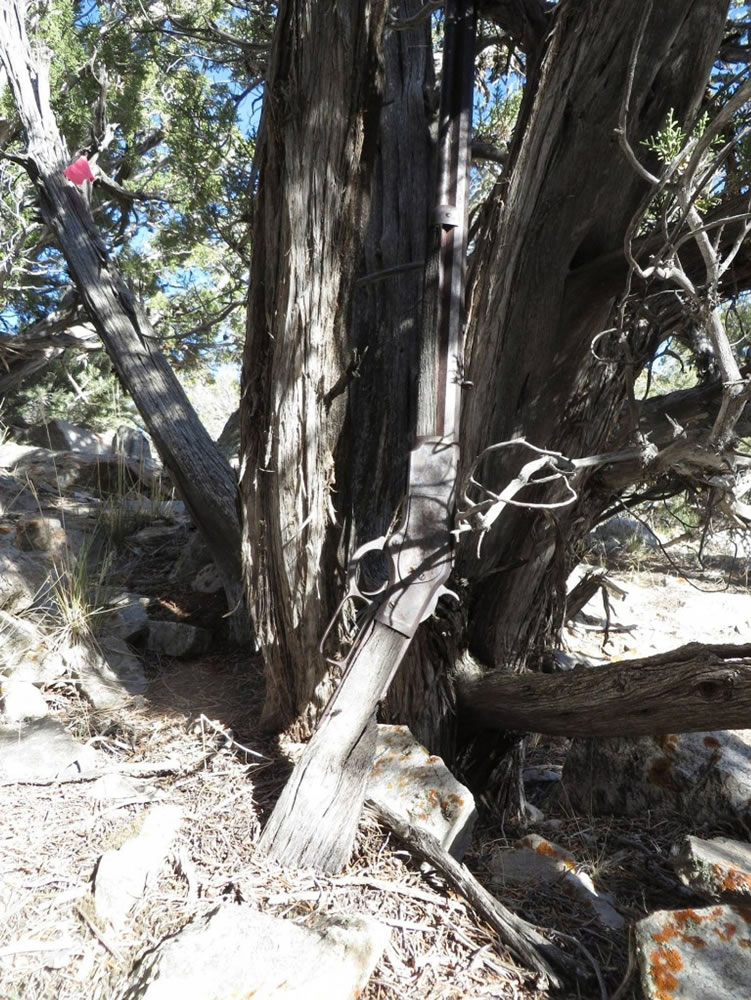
{"left": 370, "top": 800, "right": 576, "bottom": 986}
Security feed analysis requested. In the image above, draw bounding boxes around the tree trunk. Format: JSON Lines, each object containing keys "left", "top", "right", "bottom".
{"left": 0, "top": 0, "right": 247, "bottom": 641}
{"left": 459, "top": 643, "right": 751, "bottom": 737}
{"left": 241, "top": 0, "right": 738, "bottom": 824}
{"left": 240, "top": 0, "right": 393, "bottom": 734}
{"left": 459, "top": 0, "right": 730, "bottom": 667}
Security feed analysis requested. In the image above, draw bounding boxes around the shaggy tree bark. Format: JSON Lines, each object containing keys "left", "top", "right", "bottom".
{"left": 0, "top": 0, "right": 247, "bottom": 639}
{"left": 460, "top": 0, "right": 731, "bottom": 669}
{"left": 240, "top": 0, "right": 392, "bottom": 734}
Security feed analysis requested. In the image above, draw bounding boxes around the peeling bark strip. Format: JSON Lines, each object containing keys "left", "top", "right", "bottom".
{"left": 0, "top": 0, "right": 245, "bottom": 637}
{"left": 241, "top": 0, "right": 391, "bottom": 731}
{"left": 459, "top": 643, "right": 751, "bottom": 737}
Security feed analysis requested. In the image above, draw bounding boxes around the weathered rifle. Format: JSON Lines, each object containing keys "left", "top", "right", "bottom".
{"left": 258, "top": 0, "right": 476, "bottom": 873}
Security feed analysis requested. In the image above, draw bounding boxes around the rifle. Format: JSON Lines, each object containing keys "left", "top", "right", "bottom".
{"left": 259, "top": 0, "right": 475, "bottom": 871}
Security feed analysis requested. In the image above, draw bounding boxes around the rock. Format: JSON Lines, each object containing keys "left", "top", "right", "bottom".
{"left": 0, "top": 679, "right": 48, "bottom": 721}
{"left": 636, "top": 905, "right": 751, "bottom": 999}
{"left": 146, "top": 621, "right": 211, "bottom": 659}
{"left": 0, "top": 718, "right": 99, "bottom": 784}
{"left": 89, "top": 773, "right": 160, "bottom": 806}
{"left": 64, "top": 638, "right": 148, "bottom": 709}
{"left": 562, "top": 731, "right": 751, "bottom": 832}
{"left": 120, "top": 904, "right": 390, "bottom": 1000}
{"left": 0, "top": 547, "right": 53, "bottom": 612}
{"left": 111, "top": 426, "right": 152, "bottom": 463}
{"left": 94, "top": 805, "right": 182, "bottom": 929}
{"left": 25, "top": 419, "right": 110, "bottom": 455}
{"left": 169, "top": 531, "right": 212, "bottom": 587}
{"left": 673, "top": 836, "right": 751, "bottom": 905}
{"left": 588, "top": 515, "right": 658, "bottom": 556}
{"left": 101, "top": 593, "right": 150, "bottom": 642}
{"left": 491, "top": 834, "right": 625, "bottom": 931}
{"left": 0, "top": 441, "right": 159, "bottom": 493}
{"left": 191, "top": 563, "right": 223, "bottom": 594}
{"left": 15, "top": 515, "right": 70, "bottom": 557}
{"left": 365, "top": 724, "right": 476, "bottom": 860}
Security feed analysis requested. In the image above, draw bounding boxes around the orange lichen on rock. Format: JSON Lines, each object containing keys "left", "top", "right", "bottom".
{"left": 713, "top": 863, "right": 751, "bottom": 894}
{"left": 649, "top": 945, "right": 683, "bottom": 1000}
{"left": 713, "top": 920, "right": 737, "bottom": 941}
{"left": 652, "top": 925, "right": 679, "bottom": 944}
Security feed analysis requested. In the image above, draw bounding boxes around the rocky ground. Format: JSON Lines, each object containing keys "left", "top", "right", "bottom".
{"left": 1, "top": 421, "right": 750, "bottom": 999}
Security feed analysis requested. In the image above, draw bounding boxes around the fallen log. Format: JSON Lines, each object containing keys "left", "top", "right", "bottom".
{"left": 458, "top": 643, "right": 751, "bottom": 737}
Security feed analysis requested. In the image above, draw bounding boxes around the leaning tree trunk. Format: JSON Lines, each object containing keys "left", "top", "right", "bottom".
{"left": 0, "top": 0, "right": 247, "bottom": 640}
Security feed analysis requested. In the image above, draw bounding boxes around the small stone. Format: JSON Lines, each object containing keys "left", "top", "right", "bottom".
{"left": 15, "top": 516, "right": 69, "bottom": 557}
{"left": 102, "top": 593, "right": 150, "bottom": 642}
{"left": 491, "top": 834, "right": 625, "bottom": 931}
{"left": 636, "top": 905, "right": 751, "bottom": 999}
{"left": 89, "top": 774, "right": 158, "bottom": 805}
{"left": 94, "top": 805, "right": 182, "bottom": 928}
{"left": 0, "top": 718, "right": 99, "bottom": 784}
{"left": 120, "top": 904, "right": 390, "bottom": 1000}
{"left": 1, "top": 680, "right": 48, "bottom": 721}
{"left": 366, "top": 724, "right": 476, "bottom": 860}
{"left": 146, "top": 621, "right": 211, "bottom": 659}
{"left": 673, "top": 836, "right": 751, "bottom": 905}
{"left": 64, "top": 638, "right": 147, "bottom": 709}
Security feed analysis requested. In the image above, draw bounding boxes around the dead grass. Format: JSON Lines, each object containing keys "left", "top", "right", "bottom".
{"left": 0, "top": 651, "right": 552, "bottom": 1000}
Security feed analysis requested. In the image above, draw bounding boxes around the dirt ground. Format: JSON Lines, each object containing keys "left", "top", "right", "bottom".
{"left": 1, "top": 545, "right": 749, "bottom": 1000}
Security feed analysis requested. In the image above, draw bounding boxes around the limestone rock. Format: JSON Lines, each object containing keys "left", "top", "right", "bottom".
{"left": 15, "top": 515, "right": 70, "bottom": 557}
{"left": 673, "top": 836, "right": 751, "bottom": 905}
{"left": 562, "top": 731, "right": 751, "bottom": 832}
{"left": 0, "top": 718, "right": 99, "bottom": 784}
{"left": 101, "top": 593, "right": 150, "bottom": 642}
{"left": 491, "top": 834, "right": 625, "bottom": 931}
{"left": 64, "top": 638, "right": 148, "bottom": 709}
{"left": 636, "top": 905, "right": 751, "bottom": 999}
{"left": 94, "top": 805, "right": 182, "bottom": 929}
{"left": 146, "top": 621, "right": 211, "bottom": 659}
{"left": 120, "top": 904, "right": 390, "bottom": 1000}
{"left": 0, "top": 679, "right": 48, "bottom": 721}
{"left": 365, "top": 724, "right": 476, "bottom": 860}
{"left": 25, "top": 419, "right": 110, "bottom": 455}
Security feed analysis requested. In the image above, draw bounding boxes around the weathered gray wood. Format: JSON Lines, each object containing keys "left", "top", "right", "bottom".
{"left": 459, "top": 643, "right": 751, "bottom": 736}
{"left": 372, "top": 800, "right": 572, "bottom": 987}
{"left": 257, "top": 622, "right": 410, "bottom": 871}
{"left": 0, "top": 0, "right": 247, "bottom": 640}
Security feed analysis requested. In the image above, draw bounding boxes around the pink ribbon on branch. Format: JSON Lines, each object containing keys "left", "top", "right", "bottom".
{"left": 63, "top": 157, "right": 95, "bottom": 185}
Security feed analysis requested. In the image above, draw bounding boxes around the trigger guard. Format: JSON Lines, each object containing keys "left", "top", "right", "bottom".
{"left": 348, "top": 534, "right": 388, "bottom": 598}
{"left": 419, "top": 585, "right": 460, "bottom": 624}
